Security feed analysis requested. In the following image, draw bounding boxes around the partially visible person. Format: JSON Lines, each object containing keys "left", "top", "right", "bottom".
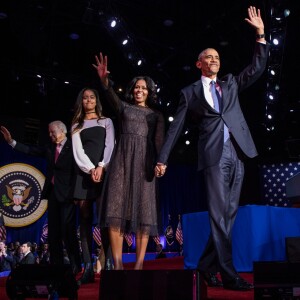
{"left": 71, "top": 87, "right": 115, "bottom": 284}
{"left": 19, "top": 242, "right": 35, "bottom": 265}
{"left": 0, "top": 122, "right": 82, "bottom": 275}
{"left": 37, "top": 242, "right": 50, "bottom": 265}
{"left": 12, "top": 245, "right": 23, "bottom": 268}
{"left": 155, "top": 6, "right": 269, "bottom": 291}
{"left": 93, "top": 246, "right": 105, "bottom": 274}
{"left": 93, "top": 53, "right": 165, "bottom": 270}
{"left": 155, "top": 243, "right": 166, "bottom": 259}
{"left": 0, "top": 240, "right": 13, "bottom": 271}
{"left": 31, "top": 242, "right": 39, "bottom": 261}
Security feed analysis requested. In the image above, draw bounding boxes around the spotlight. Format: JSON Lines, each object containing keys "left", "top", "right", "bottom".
{"left": 168, "top": 116, "right": 174, "bottom": 122}
{"left": 110, "top": 19, "right": 117, "bottom": 28}
{"left": 137, "top": 59, "right": 142, "bottom": 66}
{"left": 267, "top": 114, "right": 272, "bottom": 119}
{"left": 185, "top": 140, "right": 190, "bottom": 145}
{"left": 268, "top": 94, "right": 274, "bottom": 100}
{"left": 122, "top": 39, "right": 128, "bottom": 45}
{"left": 272, "top": 38, "right": 279, "bottom": 45}
{"left": 283, "top": 9, "right": 290, "bottom": 18}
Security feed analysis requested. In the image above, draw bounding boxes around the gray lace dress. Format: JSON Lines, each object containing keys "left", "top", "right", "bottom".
{"left": 100, "top": 87, "right": 165, "bottom": 236}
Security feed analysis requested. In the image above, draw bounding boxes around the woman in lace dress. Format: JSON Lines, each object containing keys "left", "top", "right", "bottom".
{"left": 71, "top": 88, "right": 115, "bottom": 283}
{"left": 93, "top": 53, "right": 165, "bottom": 270}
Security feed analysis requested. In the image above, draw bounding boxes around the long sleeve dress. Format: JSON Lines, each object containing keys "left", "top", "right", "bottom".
{"left": 72, "top": 118, "right": 115, "bottom": 200}
{"left": 100, "top": 87, "right": 165, "bottom": 236}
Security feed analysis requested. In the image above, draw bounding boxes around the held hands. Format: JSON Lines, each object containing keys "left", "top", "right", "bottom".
{"left": 92, "top": 52, "right": 110, "bottom": 87}
{"left": 0, "top": 126, "right": 13, "bottom": 144}
{"left": 155, "top": 163, "right": 167, "bottom": 178}
{"left": 245, "top": 6, "right": 264, "bottom": 34}
{"left": 91, "top": 166, "right": 104, "bottom": 183}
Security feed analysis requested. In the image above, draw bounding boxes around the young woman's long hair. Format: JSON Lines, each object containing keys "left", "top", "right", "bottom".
{"left": 71, "top": 88, "right": 104, "bottom": 134}
{"left": 125, "top": 76, "right": 158, "bottom": 108}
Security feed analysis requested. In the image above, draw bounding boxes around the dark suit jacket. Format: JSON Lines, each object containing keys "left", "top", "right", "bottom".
{"left": 19, "top": 252, "right": 36, "bottom": 265}
{"left": 0, "top": 252, "right": 13, "bottom": 271}
{"left": 14, "top": 139, "right": 75, "bottom": 202}
{"left": 158, "top": 42, "right": 270, "bottom": 170}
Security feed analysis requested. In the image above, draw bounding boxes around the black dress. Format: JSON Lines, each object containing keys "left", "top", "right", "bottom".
{"left": 72, "top": 118, "right": 115, "bottom": 200}
{"left": 100, "top": 87, "right": 165, "bottom": 236}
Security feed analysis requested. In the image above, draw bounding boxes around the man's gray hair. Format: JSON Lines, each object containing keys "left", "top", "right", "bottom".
{"left": 49, "top": 120, "right": 67, "bottom": 134}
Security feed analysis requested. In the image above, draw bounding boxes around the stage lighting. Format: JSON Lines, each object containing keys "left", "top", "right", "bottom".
{"left": 110, "top": 19, "right": 117, "bottom": 27}
{"left": 272, "top": 38, "right": 279, "bottom": 45}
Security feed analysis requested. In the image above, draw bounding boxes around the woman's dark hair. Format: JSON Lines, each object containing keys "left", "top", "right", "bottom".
{"left": 125, "top": 76, "right": 158, "bottom": 108}
{"left": 71, "top": 88, "right": 103, "bottom": 133}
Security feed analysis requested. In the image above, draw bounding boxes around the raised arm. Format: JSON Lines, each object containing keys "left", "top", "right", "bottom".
{"left": 93, "top": 52, "right": 110, "bottom": 87}
{"left": 0, "top": 126, "right": 14, "bottom": 144}
{"left": 244, "top": 6, "right": 266, "bottom": 43}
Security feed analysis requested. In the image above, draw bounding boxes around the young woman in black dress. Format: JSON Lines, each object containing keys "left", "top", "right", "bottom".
{"left": 71, "top": 88, "right": 115, "bottom": 283}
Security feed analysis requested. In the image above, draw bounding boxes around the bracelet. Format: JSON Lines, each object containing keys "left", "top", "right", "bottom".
{"left": 256, "top": 33, "right": 265, "bottom": 39}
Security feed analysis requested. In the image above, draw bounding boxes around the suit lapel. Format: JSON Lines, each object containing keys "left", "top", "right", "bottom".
{"left": 192, "top": 80, "right": 215, "bottom": 111}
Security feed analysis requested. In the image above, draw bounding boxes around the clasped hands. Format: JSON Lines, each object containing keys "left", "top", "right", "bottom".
{"left": 91, "top": 166, "right": 104, "bottom": 183}
{"left": 155, "top": 163, "right": 167, "bottom": 177}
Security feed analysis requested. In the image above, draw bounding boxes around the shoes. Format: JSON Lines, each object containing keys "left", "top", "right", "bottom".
{"left": 223, "top": 276, "right": 254, "bottom": 291}
{"left": 77, "top": 263, "right": 95, "bottom": 286}
{"left": 201, "top": 272, "right": 223, "bottom": 287}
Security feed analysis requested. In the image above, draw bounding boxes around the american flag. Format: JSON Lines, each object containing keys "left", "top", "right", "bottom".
{"left": 124, "top": 232, "right": 133, "bottom": 247}
{"left": 40, "top": 218, "right": 48, "bottom": 243}
{"left": 176, "top": 215, "right": 183, "bottom": 246}
{"left": 93, "top": 225, "right": 102, "bottom": 246}
{"left": 261, "top": 162, "right": 300, "bottom": 207}
{"left": 0, "top": 210, "right": 6, "bottom": 241}
{"left": 153, "top": 235, "right": 161, "bottom": 245}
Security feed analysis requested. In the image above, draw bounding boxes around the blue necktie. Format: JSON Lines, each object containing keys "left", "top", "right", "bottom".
{"left": 210, "top": 80, "right": 221, "bottom": 111}
{"left": 210, "top": 81, "right": 229, "bottom": 142}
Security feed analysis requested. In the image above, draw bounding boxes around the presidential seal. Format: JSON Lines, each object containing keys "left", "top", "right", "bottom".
{"left": 0, "top": 163, "right": 47, "bottom": 227}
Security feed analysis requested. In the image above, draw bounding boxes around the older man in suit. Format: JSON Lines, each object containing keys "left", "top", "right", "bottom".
{"left": 156, "top": 7, "right": 269, "bottom": 291}
{"left": 1, "top": 121, "right": 82, "bottom": 275}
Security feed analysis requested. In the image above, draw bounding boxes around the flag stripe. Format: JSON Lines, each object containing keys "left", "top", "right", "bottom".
{"left": 93, "top": 225, "right": 102, "bottom": 246}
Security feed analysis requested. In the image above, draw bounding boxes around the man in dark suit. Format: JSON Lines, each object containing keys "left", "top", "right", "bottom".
{"left": 0, "top": 121, "right": 82, "bottom": 274}
{"left": 19, "top": 242, "right": 35, "bottom": 265}
{"left": 155, "top": 7, "right": 269, "bottom": 291}
{"left": 0, "top": 240, "right": 13, "bottom": 271}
